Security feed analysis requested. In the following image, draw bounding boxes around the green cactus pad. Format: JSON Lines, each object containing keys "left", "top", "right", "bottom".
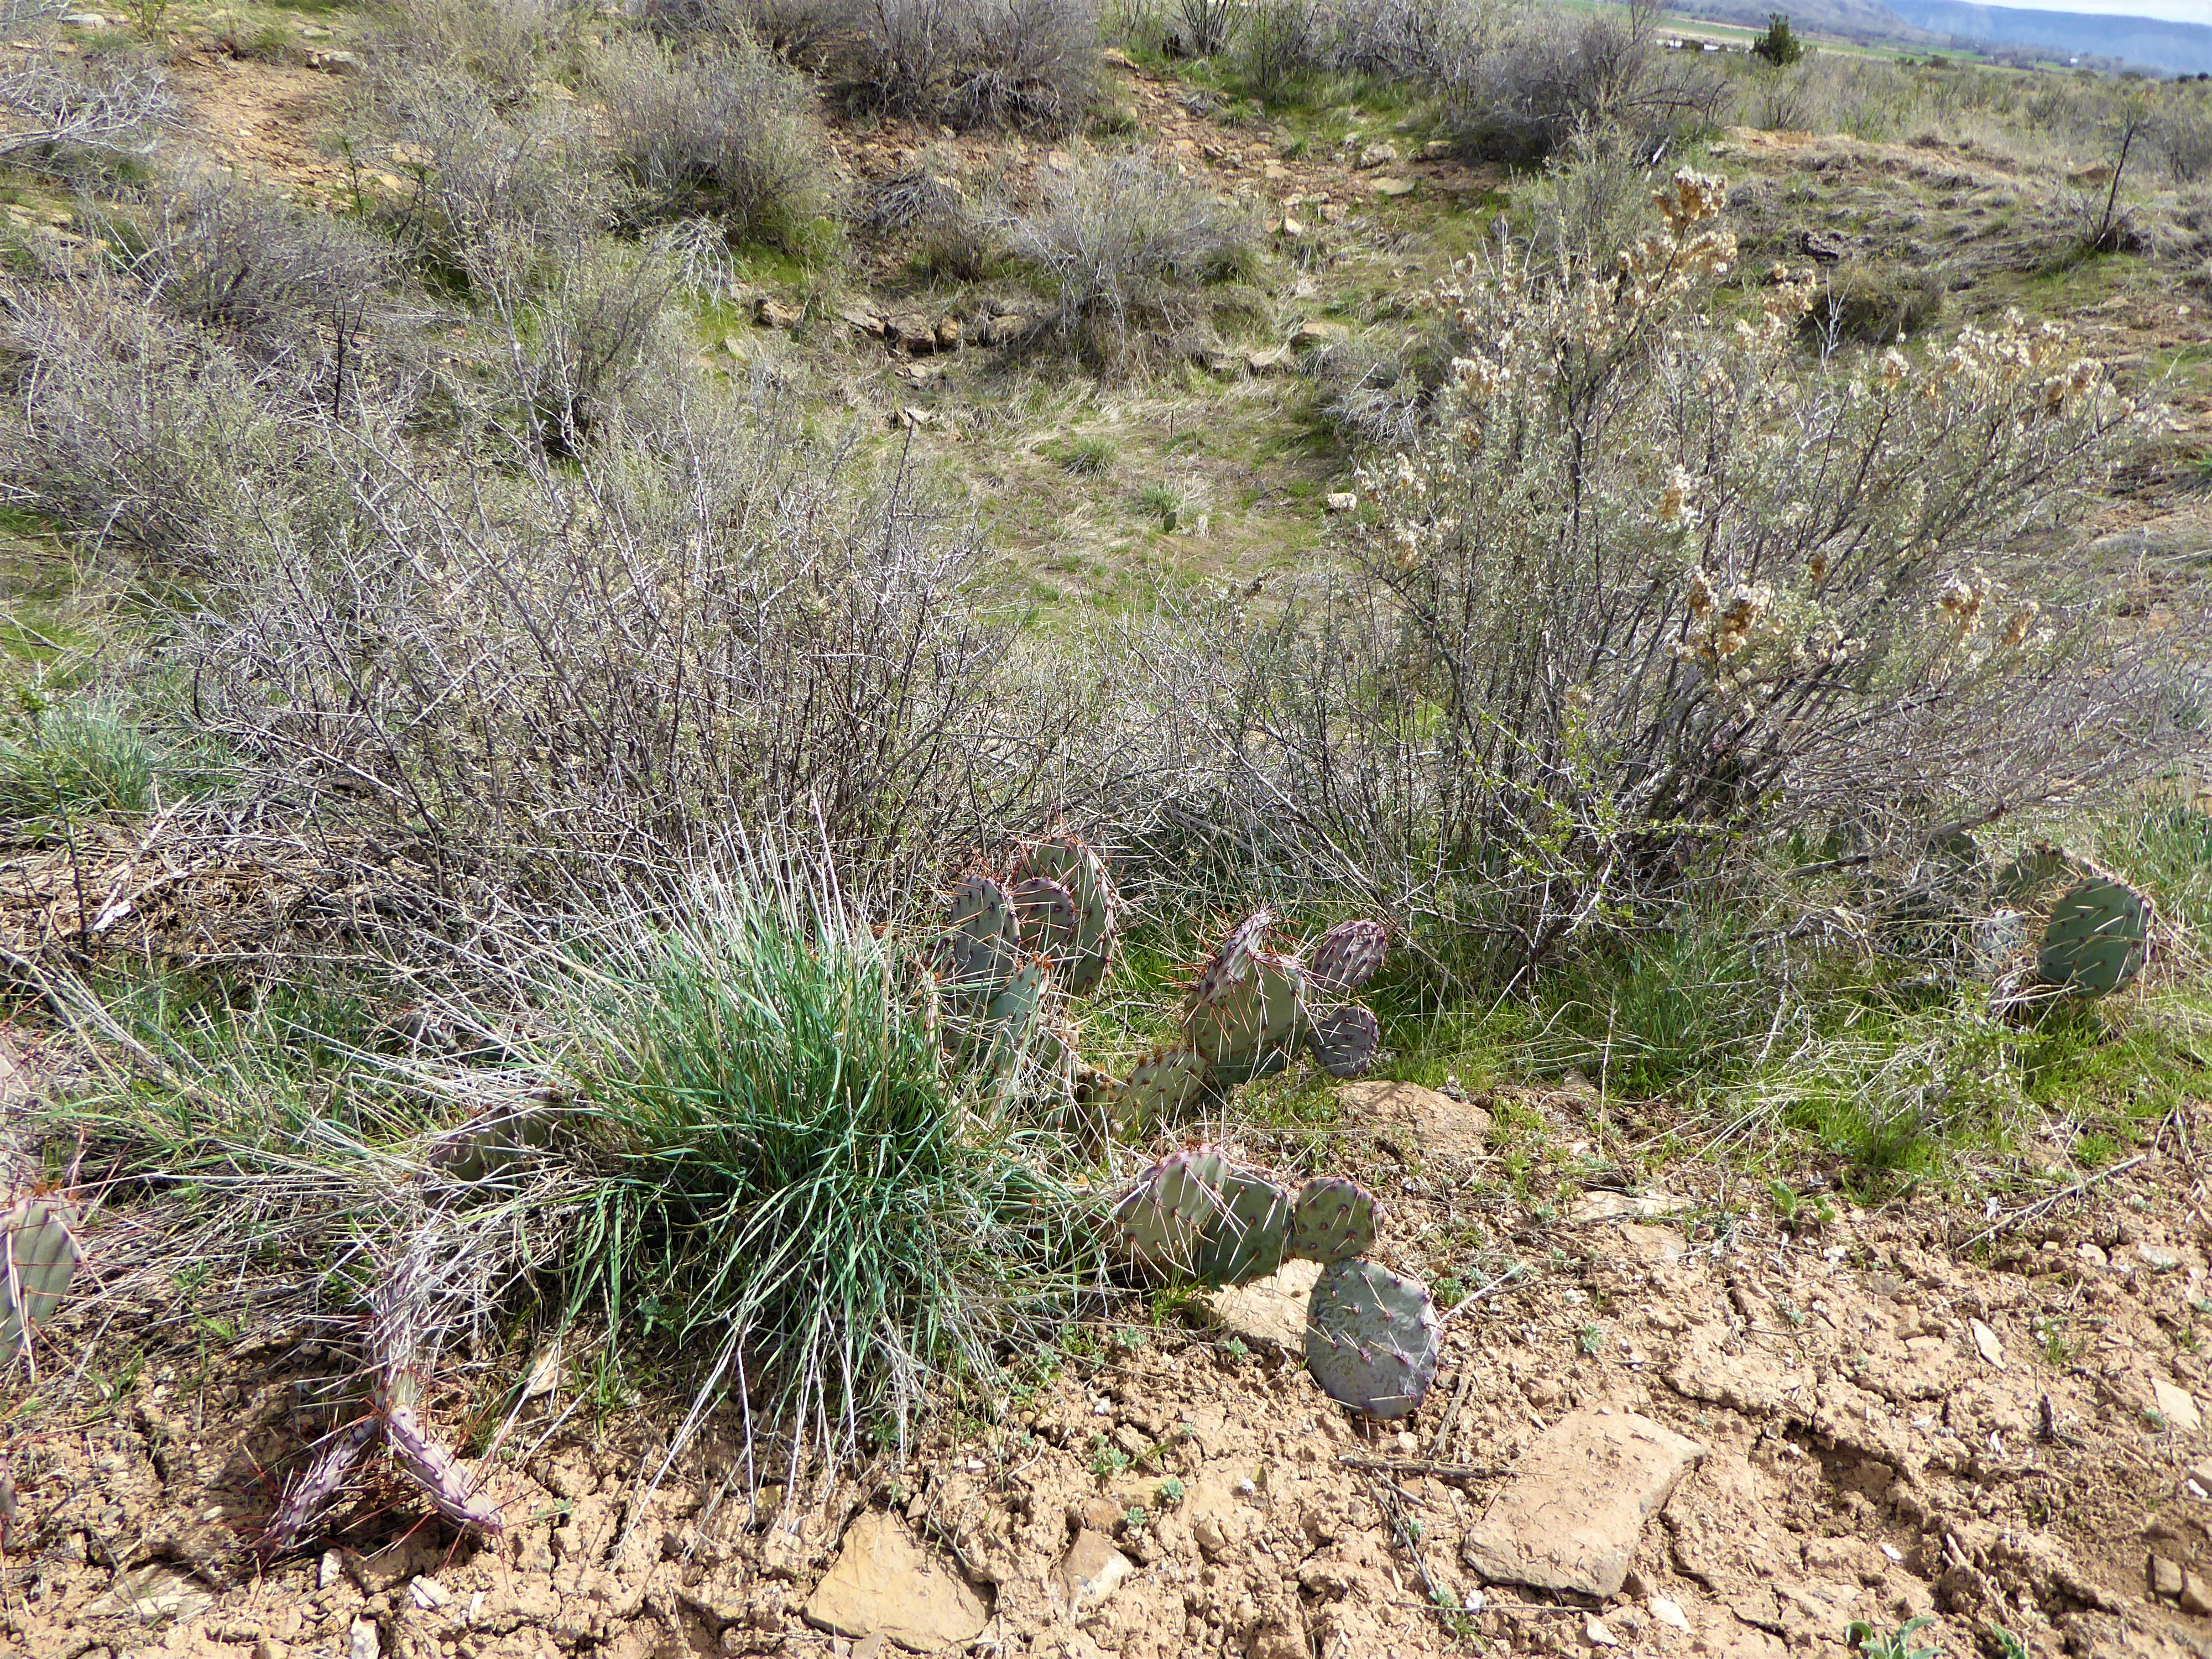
{"left": 1997, "top": 842, "right": 2091, "bottom": 906}
{"left": 1288, "top": 1176, "right": 1378, "bottom": 1265}
{"left": 1190, "top": 951, "right": 1304, "bottom": 1083}
{"left": 2037, "top": 878, "right": 2152, "bottom": 998}
{"left": 1010, "top": 875, "right": 1078, "bottom": 957}
{"left": 1306, "top": 1004, "right": 1379, "bottom": 1078}
{"left": 1014, "top": 835, "right": 1116, "bottom": 995}
{"left": 1307, "top": 920, "right": 1388, "bottom": 1000}
{"left": 1187, "top": 1172, "right": 1295, "bottom": 1287}
{"left": 0, "top": 1196, "right": 79, "bottom": 1364}
{"left": 1304, "top": 1259, "right": 1442, "bottom": 1421}
{"left": 1112, "top": 1147, "right": 1228, "bottom": 1270}
{"left": 984, "top": 959, "right": 1047, "bottom": 1049}
{"left": 941, "top": 874, "right": 1020, "bottom": 991}
{"left": 1114, "top": 1046, "right": 1211, "bottom": 1130}
{"left": 1187, "top": 911, "right": 1272, "bottom": 1013}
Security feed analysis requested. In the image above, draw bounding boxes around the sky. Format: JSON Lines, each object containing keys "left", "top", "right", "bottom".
{"left": 1960, "top": 0, "right": 2210, "bottom": 22}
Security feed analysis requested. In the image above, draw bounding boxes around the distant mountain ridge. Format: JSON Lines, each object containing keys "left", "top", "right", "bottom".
{"left": 1875, "top": 1, "right": 2212, "bottom": 73}
{"left": 1666, "top": 0, "right": 1938, "bottom": 45}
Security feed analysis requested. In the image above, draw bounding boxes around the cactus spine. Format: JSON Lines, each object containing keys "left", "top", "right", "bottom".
{"left": 2036, "top": 876, "right": 2152, "bottom": 998}
{"left": 1303, "top": 1258, "right": 1442, "bottom": 1421}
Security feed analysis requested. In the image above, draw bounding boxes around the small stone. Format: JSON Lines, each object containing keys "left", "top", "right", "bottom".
{"left": 408, "top": 1578, "right": 448, "bottom": 1610}
{"left": 86, "top": 1566, "right": 215, "bottom": 1624}
{"left": 1586, "top": 1616, "right": 1619, "bottom": 1646}
{"left": 2153, "top": 1554, "right": 2185, "bottom": 1597}
{"left": 1077, "top": 1495, "right": 1123, "bottom": 1533}
{"left": 802, "top": 1512, "right": 988, "bottom": 1650}
{"left": 1277, "top": 216, "right": 1307, "bottom": 236}
{"left": 254, "top": 1639, "right": 290, "bottom": 1659}
{"left": 60, "top": 12, "right": 110, "bottom": 24}
{"left": 886, "top": 313, "right": 938, "bottom": 354}
{"left": 894, "top": 405, "right": 937, "bottom": 430}
{"left": 320, "top": 1551, "right": 343, "bottom": 1590}
{"left": 1357, "top": 142, "right": 1400, "bottom": 168}
{"left": 1462, "top": 1411, "right": 1707, "bottom": 1598}
{"left": 1245, "top": 346, "right": 1293, "bottom": 375}
{"left": 1057, "top": 1530, "right": 1134, "bottom": 1612}
{"left": 2079, "top": 1242, "right": 2109, "bottom": 1267}
{"left": 1209, "top": 1259, "right": 1321, "bottom": 1350}
{"left": 934, "top": 315, "right": 963, "bottom": 351}
{"left": 310, "top": 49, "right": 361, "bottom": 72}
{"left": 1323, "top": 492, "right": 1357, "bottom": 514}
{"left": 1370, "top": 177, "right": 1416, "bottom": 197}
{"left": 1970, "top": 1319, "right": 2005, "bottom": 1369}
{"left": 1421, "top": 138, "right": 1454, "bottom": 159}
{"left": 2140, "top": 1243, "right": 2183, "bottom": 1272}
{"left": 755, "top": 295, "right": 802, "bottom": 330}
{"left": 1650, "top": 1597, "right": 1690, "bottom": 1631}
{"left": 2190, "top": 1459, "right": 2212, "bottom": 1488}
{"left": 1046, "top": 149, "right": 1074, "bottom": 173}
{"left": 2185, "top": 1574, "right": 2212, "bottom": 1617}
{"left": 1291, "top": 319, "right": 1348, "bottom": 351}
{"left": 348, "top": 1621, "right": 380, "bottom": 1659}
{"left": 1342, "top": 1079, "right": 1493, "bottom": 1160}
{"left": 838, "top": 303, "right": 886, "bottom": 337}
{"left": 2154, "top": 1378, "right": 2204, "bottom": 1434}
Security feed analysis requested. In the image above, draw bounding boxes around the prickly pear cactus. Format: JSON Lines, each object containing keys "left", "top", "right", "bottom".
{"left": 1306, "top": 1004, "right": 1379, "bottom": 1079}
{"left": 1307, "top": 920, "right": 1388, "bottom": 1000}
{"left": 1187, "top": 911, "right": 1273, "bottom": 1013}
{"left": 1188, "top": 946, "right": 1305, "bottom": 1083}
{"left": 2037, "top": 877, "right": 2152, "bottom": 998}
{"left": 982, "top": 959, "right": 1047, "bottom": 1056}
{"left": 1288, "top": 1176, "right": 1378, "bottom": 1265}
{"left": 1187, "top": 1171, "right": 1295, "bottom": 1287}
{"left": 0, "top": 1196, "right": 79, "bottom": 1364}
{"left": 1013, "top": 834, "right": 1117, "bottom": 995}
{"left": 1111, "top": 1146, "right": 1228, "bottom": 1271}
{"left": 1114, "top": 1046, "right": 1211, "bottom": 1130}
{"left": 1010, "top": 875, "right": 1078, "bottom": 956}
{"left": 940, "top": 874, "right": 1020, "bottom": 991}
{"left": 1303, "top": 1258, "right": 1442, "bottom": 1421}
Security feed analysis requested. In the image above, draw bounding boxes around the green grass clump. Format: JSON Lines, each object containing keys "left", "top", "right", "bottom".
{"left": 0, "top": 695, "right": 158, "bottom": 830}
{"left": 556, "top": 873, "right": 1084, "bottom": 1457}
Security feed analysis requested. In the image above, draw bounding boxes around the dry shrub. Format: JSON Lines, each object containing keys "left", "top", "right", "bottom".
{"left": 359, "top": 71, "right": 615, "bottom": 269}
{"left": 639, "top": 0, "right": 844, "bottom": 59}
{"left": 370, "top": 0, "right": 566, "bottom": 105}
{"left": 1448, "top": 4, "right": 1725, "bottom": 165}
{"left": 591, "top": 34, "right": 836, "bottom": 251}
{"left": 1315, "top": 0, "right": 1503, "bottom": 85}
{"left": 849, "top": 0, "right": 1099, "bottom": 133}
{"left": 862, "top": 159, "right": 1007, "bottom": 278}
{"left": 1149, "top": 169, "right": 2191, "bottom": 972}
{"left": 0, "top": 0, "right": 173, "bottom": 177}
{"left": 1009, "top": 154, "right": 1258, "bottom": 367}
{"left": 1802, "top": 260, "right": 1946, "bottom": 347}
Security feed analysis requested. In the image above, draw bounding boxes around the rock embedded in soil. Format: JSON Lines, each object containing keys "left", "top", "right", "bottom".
{"left": 2152, "top": 1554, "right": 2185, "bottom": 1597}
{"left": 802, "top": 1510, "right": 989, "bottom": 1652}
{"left": 1057, "top": 1529, "right": 1135, "bottom": 1613}
{"left": 1208, "top": 1257, "right": 1321, "bottom": 1351}
{"left": 1462, "top": 1410, "right": 1707, "bottom": 1598}
{"left": 1340, "top": 1079, "right": 1492, "bottom": 1161}
{"left": 2153, "top": 1378, "right": 2203, "bottom": 1434}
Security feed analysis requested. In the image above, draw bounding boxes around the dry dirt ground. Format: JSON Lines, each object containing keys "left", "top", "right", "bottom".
{"left": 15, "top": 1081, "right": 2212, "bottom": 1659}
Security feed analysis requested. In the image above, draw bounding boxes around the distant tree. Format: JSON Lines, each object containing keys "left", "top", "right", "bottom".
{"left": 1751, "top": 13, "right": 1803, "bottom": 66}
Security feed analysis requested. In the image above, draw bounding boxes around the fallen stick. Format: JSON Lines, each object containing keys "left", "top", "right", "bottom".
{"left": 1959, "top": 1154, "right": 2150, "bottom": 1251}
{"left": 1338, "top": 1454, "right": 1511, "bottom": 1481}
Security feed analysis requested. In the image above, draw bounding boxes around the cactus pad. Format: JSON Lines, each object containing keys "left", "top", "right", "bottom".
{"left": 1187, "top": 911, "right": 1272, "bottom": 1013}
{"left": 1288, "top": 1176, "right": 1378, "bottom": 1265}
{"left": 1189, "top": 951, "right": 1304, "bottom": 1083}
{"left": 1306, "top": 1003, "right": 1380, "bottom": 1078}
{"left": 2037, "top": 878, "right": 2152, "bottom": 998}
{"left": 1013, "top": 835, "right": 1116, "bottom": 995}
{"left": 1303, "top": 1259, "right": 1442, "bottom": 1421}
{"left": 0, "top": 1196, "right": 79, "bottom": 1365}
{"left": 940, "top": 874, "right": 1020, "bottom": 990}
{"left": 1010, "top": 875, "right": 1078, "bottom": 957}
{"left": 1187, "top": 1172, "right": 1295, "bottom": 1287}
{"left": 1112, "top": 1147, "right": 1229, "bottom": 1271}
{"left": 1306, "top": 920, "right": 1388, "bottom": 1000}
{"left": 983, "top": 959, "right": 1047, "bottom": 1052}
{"left": 1114, "top": 1046, "right": 1211, "bottom": 1130}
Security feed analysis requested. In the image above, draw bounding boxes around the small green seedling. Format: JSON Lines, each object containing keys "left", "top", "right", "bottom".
{"left": 1848, "top": 1616, "right": 1942, "bottom": 1659}
{"left": 1155, "top": 1477, "right": 1186, "bottom": 1506}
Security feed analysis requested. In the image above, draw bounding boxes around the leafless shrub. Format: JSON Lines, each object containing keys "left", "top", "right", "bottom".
{"left": 358, "top": 70, "right": 614, "bottom": 267}
{"left": 638, "top": 0, "right": 844, "bottom": 59}
{"left": 1009, "top": 154, "right": 1259, "bottom": 367}
{"left": 107, "top": 173, "right": 401, "bottom": 372}
{"left": 862, "top": 159, "right": 1006, "bottom": 277}
{"left": 1234, "top": 0, "right": 1313, "bottom": 99}
{"left": 1171, "top": 0, "right": 1237, "bottom": 56}
{"left": 592, "top": 34, "right": 836, "bottom": 250}
{"left": 1802, "top": 259, "right": 1945, "bottom": 347}
{"left": 1314, "top": 0, "right": 1502, "bottom": 85}
{"left": 850, "top": 0, "right": 1099, "bottom": 133}
{"left": 1448, "top": 3, "right": 1725, "bottom": 165}
{"left": 371, "top": 0, "right": 567, "bottom": 105}
{"left": 0, "top": 21, "right": 172, "bottom": 176}
{"left": 2156, "top": 96, "right": 2212, "bottom": 185}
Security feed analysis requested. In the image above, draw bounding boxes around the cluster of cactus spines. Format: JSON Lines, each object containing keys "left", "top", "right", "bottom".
{"left": 264, "top": 1420, "right": 378, "bottom": 1554}
{"left": 0, "top": 1196, "right": 80, "bottom": 1368}
{"left": 2037, "top": 876, "right": 2153, "bottom": 999}
{"left": 1307, "top": 920, "right": 1389, "bottom": 1001}
{"left": 1303, "top": 1258, "right": 1443, "bottom": 1422}
{"left": 1187, "top": 1172, "right": 1296, "bottom": 1287}
{"left": 1288, "top": 1176, "right": 1378, "bottom": 1265}
{"left": 1115, "top": 1046, "right": 1211, "bottom": 1125}
{"left": 1308, "top": 1004, "right": 1381, "bottom": 1079}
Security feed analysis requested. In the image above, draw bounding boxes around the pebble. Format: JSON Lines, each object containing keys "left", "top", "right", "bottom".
{"left": 408, "top": 1577, "right": 448, "bottom": 1610}
{"left": 1650, "top": 1597, "right": 1690, "bottom": 1631}
{"left": 319, "top": 1552, "right": 342, "bottom": 1591}
{"left": 1586, "top": 1616, "right": 1619, "bottom": 1646}
{"left": 348, "top": 1620, "right": 379, "bottom": 1659}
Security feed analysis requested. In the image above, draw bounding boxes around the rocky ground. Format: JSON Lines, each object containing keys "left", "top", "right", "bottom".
{"left": 18, "top": 1079, "right": 2212, "bottom": 1659}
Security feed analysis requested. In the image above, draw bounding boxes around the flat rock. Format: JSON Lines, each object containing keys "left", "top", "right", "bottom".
{"left": 1463, "top": 1410, "right": 1707, "bottom": 1597}
{"left": 2154, "top": 1378, "right": 2204, "bottom": 1434}
{"left": 1056, "top": 1529, "right": 1134, "bottom": 1613}
{"left": 85, "top": 1564, "right": 213, "bottom": 1623}
{"left": 804, "top": 1511, "right": 989, "bottom": 1652}
{"left": 1208, "top": 1258, "right": 1321, "bottom": 1350}
{"left": 1970, "top": 1318, "right": 2005, "bottom": 1369}
{"left": 1340, "top": 1080, "right": 1491, "bottom": 1159}
{"left": 1370, "top": 176, "right": 1417, "bottom": 196}
{"left": 1666, "top": 1333, "right": 1788, "bottom": 1417}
